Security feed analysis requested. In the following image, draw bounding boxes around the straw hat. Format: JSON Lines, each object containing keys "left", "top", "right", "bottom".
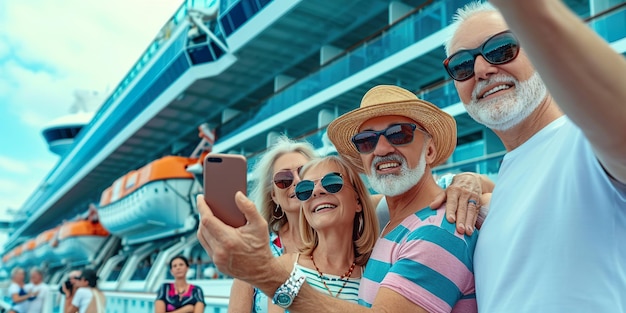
{"left": 327, "top": 85, "right": 457, "bottom": 173}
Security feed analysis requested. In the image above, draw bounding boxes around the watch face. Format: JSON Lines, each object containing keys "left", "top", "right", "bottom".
{"left": 276, "top": 292, "right": 293, "bottom": 307}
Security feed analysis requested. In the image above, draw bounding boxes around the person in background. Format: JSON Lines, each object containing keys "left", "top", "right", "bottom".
{"left": 155, "top": 256, "right": 205, "bottom": 313}
{"left": 269, "top": 156, "right": 379, "bottom": 312}
{"left": 60, "top": 269, "right": 82, "bottom": 313}
{"left": 68, "top": 269, "right": 105, "bottom": 313}
{"left": 25, "top": 268, "right": 48, "bottom": 313}
{"left": 8, "top": 267, "right": 35, "bottom": 313}
{"left": 442, "top": 1, "right": 626, "bottom": 311}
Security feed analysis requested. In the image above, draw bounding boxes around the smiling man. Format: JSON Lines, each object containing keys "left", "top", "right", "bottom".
{"left": 196, "top": 85, "right": 480, "bottom": 313}
{"left": 443, "top": 1, "right": 626, "bottom": 312}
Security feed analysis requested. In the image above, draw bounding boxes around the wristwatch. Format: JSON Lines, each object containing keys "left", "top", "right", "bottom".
{"left": 272, "top": 268, "right": 306, "bottom": 308}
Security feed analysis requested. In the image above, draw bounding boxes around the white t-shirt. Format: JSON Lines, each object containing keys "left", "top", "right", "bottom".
{"left": 71, "top": 288, "right": 93, "bottom": 313}
{"left": 474, "top": 117, "right": 626, "bottom": 312}
{"left": 25, "top": 283, "right": 48, "bottom": 313}
{"left": 8, "top": 282, "right": 30, "bottom": 313}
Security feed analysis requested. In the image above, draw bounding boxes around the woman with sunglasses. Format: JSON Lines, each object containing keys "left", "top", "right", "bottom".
{"left": 67, "top": 269, "right": 105, "bottom": 313}
{"left": 226, "top": 137, "right": 483, "bottom": 312}
{"left": 155, "top": 256, "right": 205, "bottom": 313}
{"left": 268, "top": 155, "right": 379, "bottom": 312}
{"left": 228, "top": 136, "right": 319, "bottom": 313}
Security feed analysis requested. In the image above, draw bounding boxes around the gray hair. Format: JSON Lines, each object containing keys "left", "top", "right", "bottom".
{"left": 10, "top": 267, "right": 24, "bottom": 278}
{"left": 30, "top": 267, "right": 44, "bottom": 277}
{"left": 444, "top": 1, "right": 497, "bottom": 56}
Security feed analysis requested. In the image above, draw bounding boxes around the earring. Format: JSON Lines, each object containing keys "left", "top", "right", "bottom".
{"left": 273, "top": 204, "right": 284, "bottom": 220}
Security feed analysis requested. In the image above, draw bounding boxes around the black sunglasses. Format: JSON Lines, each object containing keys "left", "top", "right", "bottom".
{"left": 351, "top": 123, "right": 421, "bottom": 154}
{"left": 443, "top": 30, "right": 520, "bottom": 81}
{"left": 295, "top": 172, "right": 344, "bottom": 201}
{"left": 70, "top": 276, "right": 81, "bottom": 280}
{"left": 272, "top": 166, "right": 303, "bottom": 189}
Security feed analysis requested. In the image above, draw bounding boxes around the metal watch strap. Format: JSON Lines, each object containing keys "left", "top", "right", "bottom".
{"left": 272, "top": 266, "right": 306, "bottom": 308}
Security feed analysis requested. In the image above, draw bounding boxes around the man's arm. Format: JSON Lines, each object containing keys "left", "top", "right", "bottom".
{"left": 282, "top": 284, "right": 428, "bottom": 313}
{"left": 491, "top": 0, "right": 626, "bottom": 183}
{"left": 196, "top": 194, "right": 432, "bottom": 313}
{"left": 227, "top": 279, "right": 254, "bottom": 313}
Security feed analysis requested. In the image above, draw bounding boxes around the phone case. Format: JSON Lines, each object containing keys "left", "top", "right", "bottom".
{"left": 203, "top": 153, "right": 248, "bottom": 227}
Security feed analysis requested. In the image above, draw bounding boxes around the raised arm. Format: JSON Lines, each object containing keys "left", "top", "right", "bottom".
{"left": 228, "top": 279, "right": 254, "bottom": 313}
{"left": 491, "top": 0, "right": 626, "bottom": 182}
{"left": 196, "top": 193, "right": 437, "bottom": 313}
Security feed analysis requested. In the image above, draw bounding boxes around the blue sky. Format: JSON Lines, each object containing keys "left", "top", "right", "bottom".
{"left": 0, "top": 0, "right": 183, "bottom": 238}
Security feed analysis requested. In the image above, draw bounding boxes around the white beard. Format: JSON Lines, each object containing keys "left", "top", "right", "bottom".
{"left": 465, "top": 72, "right": 547, "bottom": 131}
{"left": 366, "top": 147, "right": 427, "bottom": 197}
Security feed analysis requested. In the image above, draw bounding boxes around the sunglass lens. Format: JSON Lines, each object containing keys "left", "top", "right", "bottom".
{"left": 484, "top": 33, "right": 519, "bottom": 64}
{"left": 447, "top": 52, "right": 475, "bottom": 81}
{"left": 273, "top": 171, "right": 294, "bottom": 189}
{"left": 321, "top": 173, "right": 344, "bottom": 193}
{"left": 385, "top": 124, "right": 415, "bottom": 146}
{"left": 295, "top": 180, "right": 314, "bottom": 201}
{"left": 352, "top": 132, "right": 378, "bottom": 153}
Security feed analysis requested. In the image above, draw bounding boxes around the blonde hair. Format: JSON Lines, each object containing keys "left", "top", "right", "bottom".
{"left": 444, "top": 1, "right": 497, "bottom": 56}
{"left": 298, "top": 156, "right": 379, "bottom": 266}
{"left": 249, "top": 136, "right": 318, "bottom": 233}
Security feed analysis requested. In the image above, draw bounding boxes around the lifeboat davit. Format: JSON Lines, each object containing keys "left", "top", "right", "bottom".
{"left": 98, "top": 156, "right": 201, "bottom": 245}
{"left": 51, "top": 220, "right": 109, "bottom": 265}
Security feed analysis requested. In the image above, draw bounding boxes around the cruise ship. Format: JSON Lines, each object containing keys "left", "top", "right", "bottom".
{"left": 1, "top": 0, "right": 624, "bottom": 312}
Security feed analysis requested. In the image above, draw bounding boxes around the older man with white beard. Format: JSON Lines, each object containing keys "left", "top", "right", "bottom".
{"left": 443, "top": 1, "right": 626, "bottom": 312}
{"left": 196, "top": 85, "right": 481, "bottom": 313}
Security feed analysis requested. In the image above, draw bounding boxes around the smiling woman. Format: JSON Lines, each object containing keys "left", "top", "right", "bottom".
{"left": 268, "top": 155, "right": 379, "bottom": 312}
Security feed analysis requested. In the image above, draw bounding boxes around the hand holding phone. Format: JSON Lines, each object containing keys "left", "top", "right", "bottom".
{"left": 203, "top": 153, "right": 247, "bottom": 227}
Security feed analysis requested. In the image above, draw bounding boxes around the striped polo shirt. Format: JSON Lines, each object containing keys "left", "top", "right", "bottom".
{"left": 358, "top": 206, "right": 478, "bottom": 312}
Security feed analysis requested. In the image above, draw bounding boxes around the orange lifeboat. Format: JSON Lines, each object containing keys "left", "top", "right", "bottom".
{"left": 4, "top": 245, "right": 22, "bottom": 270}
{"left": 52, "top": 220, "right": 109, "bottom": 265}
{"left": 98, "top": 156, "right": 200, "bottom": 245}
{"left": 2, "top": 248, "right": 16, "bottom": 270}
{"left": 32, "top": 228, "right": 60, "bottom": 265}
{"left": 17, "top": 239, "right": 37, "bottom": 268}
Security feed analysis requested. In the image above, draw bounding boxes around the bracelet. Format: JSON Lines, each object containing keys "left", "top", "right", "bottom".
{"left": 272, "top": 266, "right": 306, "bottom": 308}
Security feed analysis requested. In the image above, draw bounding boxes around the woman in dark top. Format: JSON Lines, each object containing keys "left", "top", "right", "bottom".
{"left": 155, "top": 256, "right": 205, "bottom": 313}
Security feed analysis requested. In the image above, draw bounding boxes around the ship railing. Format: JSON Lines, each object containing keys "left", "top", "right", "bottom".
{"left": 218, "top": 1, "right": 626, "bottom": 145}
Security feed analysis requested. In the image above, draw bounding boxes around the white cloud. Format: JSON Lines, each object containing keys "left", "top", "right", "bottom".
{"left": 0, "top": 0, "right": 184, "bottom": 228}
{"left": 0, "top": 155, "right": 56, "bottom": 219}
{"left": 0, "top": 39, "right": 9, "bottom": 59}
{"left": 0, "top": 156, "right": 30, "bottom": 174}
{"left": 2, "top": 0, "right": 184, "bottom": 125}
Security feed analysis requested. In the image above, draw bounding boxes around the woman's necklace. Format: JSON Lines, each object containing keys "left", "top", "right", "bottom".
{"left": 310, "top": 253, "right": 356, "bottom": 298}
{"left": 176, "top": 284, "right": 188, "bottom": 299}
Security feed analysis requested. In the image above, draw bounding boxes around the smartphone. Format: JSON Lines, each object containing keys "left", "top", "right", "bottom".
{"left": 203, "top": 153, "right": 248, "bottom": 227}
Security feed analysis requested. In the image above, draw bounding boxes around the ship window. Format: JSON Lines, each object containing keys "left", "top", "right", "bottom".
{"left": 43, "top": 126, "right": 84, "bottom": 142}
{"left": 130, "top": 253, "right": 153, "bottom": 281}
{"left": 125, "top": 173, "right": 138, "bottom": 190}
{"left": 186, "top": 243, "right": 228, "bottom": 280}
{"left": 106, "top": 258, "right": 127, "bottom": 282}
{"left": 111, "top": 179, "right": 124, "bottom": 202}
